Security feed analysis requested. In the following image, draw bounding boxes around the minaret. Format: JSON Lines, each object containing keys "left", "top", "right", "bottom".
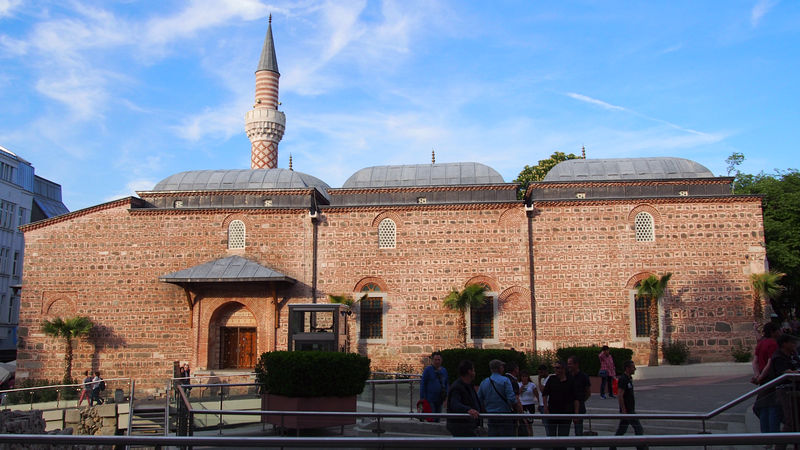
{"left": 245, "top": 15, "right": 285, "bottom": 169}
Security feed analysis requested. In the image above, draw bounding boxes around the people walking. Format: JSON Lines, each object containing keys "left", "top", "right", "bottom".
{"left": 568, "top": 355, "right": 591, "bottom": 449}
{"left": 610, "top": 360, "right": 646, "bottom": 450}
{"left": 542, "top": 360, "right": 573, "bottom": 450}
{"left": 599, "top": 346, "right": 616, "bottom": 399}
{"left": 420, "top": 351, "right": 448, "bottom": 421}
{"left": 519, "top": 369, "right": 538, "bottom": 437}
{"left": 478, "top": 359, "right": 518, "bottom": 450}
{"left": 90, "top": 371, "right": 104, "bottom": 406}
{"left": 446, "top": 360, "right": 482, "bottom": 448}
{"left": 752, "top": 322, "right": 782, "bottom": 434}
{"left": 77, "top": 370, "right": 92, "bottom": 406}
{"left": 756, "top": 334, "right": 800, "bottom": 450}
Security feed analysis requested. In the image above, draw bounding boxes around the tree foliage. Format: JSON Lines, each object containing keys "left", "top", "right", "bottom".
{"left": 637, "top": 273, "right": 672, "bottom": 367}
{"left": 41, "top": 316, "right": 93, "bottom": 384}
{"left": 514, "top": 151, "right": 580, "bottom": 198}
{"left": 733, "top": 168, "right": 800, "bottom": 312}
{"left": 750, "top": 271, "right": 785, "bottom": 321}
{"left": 442, "top": 284, "right": 487, "bottom": 348}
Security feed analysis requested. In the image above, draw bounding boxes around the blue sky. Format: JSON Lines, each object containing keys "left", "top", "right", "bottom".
{"left": 0, "top": 1, "right": 798, "bottom": 211}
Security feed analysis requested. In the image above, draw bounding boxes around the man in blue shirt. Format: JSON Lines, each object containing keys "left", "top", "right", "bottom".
{"left": 478, "top": 359, "right": 518, "bottom": 447}
{"left": 420, "top": 352, "right": 449, "bottom": 420}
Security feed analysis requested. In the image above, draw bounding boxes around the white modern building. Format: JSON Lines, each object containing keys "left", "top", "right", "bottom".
{"left": 0, "top": 145, "right": 68, "bottom": 361}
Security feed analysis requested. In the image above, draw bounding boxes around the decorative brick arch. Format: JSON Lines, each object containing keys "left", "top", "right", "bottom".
{"left": 499, "top": 286, "right": 531, "bottom": 302}
{"left": 370, "top": 211, "right": 403, "bottom": 228}
{"left": 464, "top": 275, "right": 499, "bottom": 292}
{"left": 198, "top": 298, "right": 266, "bottom": 370}
{"left": 222, "top": 213, "right": 255, "bottom": 231}
{"left": 625, "top": 272, "right": 656, "bottom": 289}
{"left": 627, "top": 204, "right": 661, "bottom": 223}
{"left": 41, "top": 293, "right": 77, "bottom": 317}
{"left": 354, "top": 276, "right": 389, "bottom": 292}
{"left": 498, "top": 207, "right": 525, "bottom": 228}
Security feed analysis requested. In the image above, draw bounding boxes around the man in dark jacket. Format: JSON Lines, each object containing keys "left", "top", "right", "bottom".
{"left": 447, "top": 360, "right": 482, "bottom": 443}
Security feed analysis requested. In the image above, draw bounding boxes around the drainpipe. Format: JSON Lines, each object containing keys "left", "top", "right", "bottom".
{"left": 310, "top": 193, "right": 319, "bottom": 304}
{"left": 525, "top": 200, "right": 537, "bottom": 351}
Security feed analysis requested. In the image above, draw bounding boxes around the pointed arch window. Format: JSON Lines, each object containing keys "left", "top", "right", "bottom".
{"left": 378, "top": 218, "right": 396, "bottom": 249}
{"left": 467, "top": 282, "right": 498, "bottom": 341}
{"left": 634, "top": 212, "right": 655, "bottom": 242}
{"left": 228, "top": 220, "right": 246, "bottom": 249}
{"left": 359, "top": 283, "right": 383, "bottom": 339}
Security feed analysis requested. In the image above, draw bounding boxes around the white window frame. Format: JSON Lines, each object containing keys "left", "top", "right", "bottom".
{"left": 466, "top": 291, "right": 499, "bottom": 344}
{"left": 354, "top": 292, "right": 388, "bottom": 344}
{"left": 634, "top": 212, "right": 655, "bottom": 242}
{"left": 227, "top": 220, "right": 246, "bottom": 250}
{"left": 378, "top": 218, "right": 396, "bottom": 249}
{"left": 628, "top": 289, "right": 664, "bottom": 342}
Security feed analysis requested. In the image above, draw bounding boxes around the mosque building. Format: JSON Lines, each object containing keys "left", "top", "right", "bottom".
{"left": 16, "top": 20, "right": 765, "bottom": 388}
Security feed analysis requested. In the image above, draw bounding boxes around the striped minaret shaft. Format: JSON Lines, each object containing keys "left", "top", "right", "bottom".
{"left": 245, "top": 15, "right": 285, "bottom": 169}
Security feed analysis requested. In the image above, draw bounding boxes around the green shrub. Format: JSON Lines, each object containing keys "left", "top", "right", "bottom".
{"left": 3, "top": 379, "right": 80, "bottom": 405}
{"left": 731, "top": 345, "right": 752, "bottom": 363}
{"left": 255, "top": 351, "right": 370, "bottom": 397}
{"left": 438, "top": 348, "right": 528, "bottom": 385}
{"left": 528, "top": 349, "right": 558, "bottom": 371}
{"left": 555, "top": 346, "right": 634, "bottom": 376}
{"left": 662, "top": 341, "right": 690, "bottom": 365}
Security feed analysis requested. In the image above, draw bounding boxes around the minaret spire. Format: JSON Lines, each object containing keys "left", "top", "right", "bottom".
{"left": 245, "top": 16, "right": 285, "bottom": 169}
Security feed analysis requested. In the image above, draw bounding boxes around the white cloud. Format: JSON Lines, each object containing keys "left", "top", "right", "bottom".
{"left": 0, "top": 0, "right": 21, "bottom": 19}
{"left": 104, "top": 179, "right": 159, "bottom": 202}
{"left": 144, "top": 0, "right": 269, "bottom": 46}
{"left": 0, "top": 35, "right": 28, "bottom": 56}
{"left": 566, "top": 92, "right": 627, "bottom": 112}
{"left": 751, "top": 0, "right": 779, "bottom": 27}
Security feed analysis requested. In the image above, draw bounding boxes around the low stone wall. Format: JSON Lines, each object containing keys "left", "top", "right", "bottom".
{"left": 63, "top": 404, "right": 119, "bottom": 435}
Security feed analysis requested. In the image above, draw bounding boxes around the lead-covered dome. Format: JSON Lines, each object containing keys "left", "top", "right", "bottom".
{"left": 543, "top": 157, "right": 714, "bottom": 182}
{"left": 342, "top": 162, "right": 504, "bottom": 188}
{"left": 152, "top": 168, "right": 330, "bottom": 192}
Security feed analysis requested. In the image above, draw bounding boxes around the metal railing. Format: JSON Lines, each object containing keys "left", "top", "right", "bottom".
{"left": 2, "top": 432, "right": 800, "bottom": 448}
{"left": 0, "top": 377, "right": 133, "bottom": 410}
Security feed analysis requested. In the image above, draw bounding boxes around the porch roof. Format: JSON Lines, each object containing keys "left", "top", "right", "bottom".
{"left": 159, "top": 255, "right": 296, "bottom": 284}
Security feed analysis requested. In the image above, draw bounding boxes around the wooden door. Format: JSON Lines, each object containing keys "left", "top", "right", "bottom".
{"left": 220, "top": 327, "right": 257, "bottom": 369}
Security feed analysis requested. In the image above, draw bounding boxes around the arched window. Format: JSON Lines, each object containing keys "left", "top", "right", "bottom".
{"left": 228, "top": 220, "right": 246, "bottom": 249}
{"left": 359, "top": 283, "right": 383, "bottom": 339}
{"left": 633, "top": 283, "right": 652, "bottom": 338}
{"left": 634, "top": 212, "right": 655, "bottom": 242}
{"left": 378, "top": 218, "right": 396, "bottom": 249}
{"left": 468, "top": 282, "right": 497, "bottom": 341}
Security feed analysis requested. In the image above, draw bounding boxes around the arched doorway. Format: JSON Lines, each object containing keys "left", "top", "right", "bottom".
{"left": 209, "top": 302, "right": 258, "bottom": 369}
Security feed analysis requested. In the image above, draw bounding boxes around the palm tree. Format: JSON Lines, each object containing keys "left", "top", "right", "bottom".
{"left": 750, "top": 271, "right": 785, "bottom": 322}
{"left": 442, "top": 284, "right": 487, "bottom": 348}
{"left": 637, "top": 273, "right": 672, "bottom": 367}
{"left": 41, "top": 316, "right": 94, "bottom": 384}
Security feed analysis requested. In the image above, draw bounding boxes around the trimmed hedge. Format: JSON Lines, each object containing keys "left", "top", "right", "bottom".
{"left": 3, "top": 379, "right": 80, "bottom": 405}
{"left": 439, "top": 348, "right": 528, "bottom": 385}
{"left": 255, "top": 351, "right": 370, "bottom": 397}
{"left": 555, "top": 346, "right": 634, "bottom": 376}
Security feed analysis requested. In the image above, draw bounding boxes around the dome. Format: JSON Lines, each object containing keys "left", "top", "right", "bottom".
{"left": 152, "top": 168, "right": 330, "bottom": 192}
{"left": 543, "top": 157, "right": 715, "bottom": 182}
{"left": 342, "top": 162, "right": 505, "bottom": 188}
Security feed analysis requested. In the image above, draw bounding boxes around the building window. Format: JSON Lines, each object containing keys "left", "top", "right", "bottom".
{"left": 467, "top": 283, "right": 497, "bottom": 341}
{"left": 0, "top": 201, "right": 15, "bottom": 229}
{"left": 173, "top": 200, "right": 184, "bottom": 208}
{"left": 263, "top": 199, "right": 273, "bottom": 207}
{"left": 12, "top": 252, "right": 18, "bottom": 277}
{"left": 576, "top": 192, "right": 586, "bottom": 199}
{"left": 378, "top": 218, "right": 396, "bottom": 249}
{"left": 417, "top": 197, "right": 427, "bottom": 204}
{"left": 7, "top": 296, "right": 13, "bottom": 323}
{"left": 0, "top": 248, "right": 8, "bottom": 275}
{"left": 634, "top": 212, "right": 655, "bottom": 242}
{"left": 678, "top": 190, "right": 688, "bottom": 196}
{"left": 0, "top": 162, "right": 14, "bottom": 183}
{"left": 17, "top": 207, "right": 26, "bottom": 227}
{"left": 634, "top": 293, "right": 651, "bottom": 337}
{"left": 228, "top": 220, "right": 246, "bottom": 249}
{"left": 359, "top": 283, "right": 385, "bottom": 341}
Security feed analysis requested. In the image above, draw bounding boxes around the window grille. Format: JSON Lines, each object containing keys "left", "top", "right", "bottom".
{"left": 470, "top": 297, "right": 494, "bottom": 339}
{"left": 378, "top": 219, "right": 396, "bottom": 249}
{"left": 359, "top": 296, "right": 383, "bottom": 339}
{"left": 634, "top": 293, "right": 652, "bottom": 337}
{"left": 417, "top": 197, "right": 427, "bottom": 204}
{"left": 228, "top": 220, "right": 246, "bottom": 249}
{"left": 361, "top": 283, "right": 381, "bottom": 292}
{"left": 173, "top": 200, "right": 184, "bottom": 208}
{"left": 634, "top": 212, "right": 655, "bottom": 242}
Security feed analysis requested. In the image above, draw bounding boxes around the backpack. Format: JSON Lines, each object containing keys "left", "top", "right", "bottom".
{"left": 99, "top": 380, "right": 106, "bottom": 391}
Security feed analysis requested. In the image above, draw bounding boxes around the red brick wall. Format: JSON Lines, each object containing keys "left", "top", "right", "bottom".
{"left": 531, "top": 198, "right": 766, "bottom": 363}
